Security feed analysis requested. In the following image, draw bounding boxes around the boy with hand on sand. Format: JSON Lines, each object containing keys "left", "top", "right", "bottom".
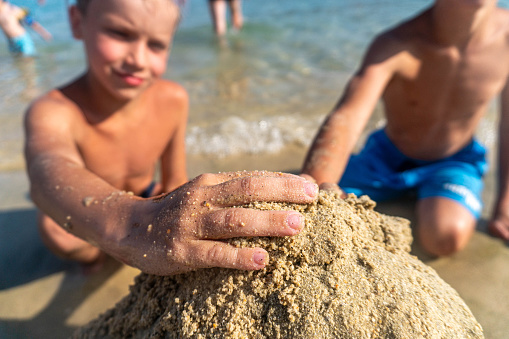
{"left": 25, "top": 0, "right": 318, "bottom": 276}
{"left": 0, "top": 0, "right": 52, "bottom": 56}
{"left": 302, "top": 0, "right": 509, "bottom": 256}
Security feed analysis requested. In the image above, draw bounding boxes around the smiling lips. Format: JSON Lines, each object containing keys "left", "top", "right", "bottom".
{"left": 115, "top": 71, "right": 145, "bottom": 86}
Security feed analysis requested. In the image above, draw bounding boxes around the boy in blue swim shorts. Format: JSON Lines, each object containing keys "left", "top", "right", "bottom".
{"left": 339, "top": 129, "right": 488, "bottom": 219}
{"left": 0, "top": 0, "right": 52, "bottom": 57}
{"left": 302, "top": 0, "right": 509, "bottom": 256}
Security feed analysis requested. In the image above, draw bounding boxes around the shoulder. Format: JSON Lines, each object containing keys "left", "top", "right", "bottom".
{"left": 495, "top": 7, "right": 509, "bottom": 24}
{"left": 27, "top": 88, "right": 79, "bottom": 117}
{"left": 365, "top": 12, "right": 422, "bottom": 57}
{"left": 10, "top": 3, "right": 24, "bottom": 16}
{"left": 147, "top": 79, "right": 189, "bottom": 117}
{"left": 150, "top": 79, "right": 189, "bottom": 104}
{"left": 25, "top": 88, "right": 83, "bottom": 133}
{"left": 351, "top": 13, "right": 428, "bottom": 84}
{"left": 359, "top": 28, "right": 411, "bottom": 74}
{"left": 494, "top": 8, "right": 509, "bottom": 42}
{"left": 371, "top": 9, "right": 426, "bottom": 53}
{"left": 359, "top": 11, "right": 427, "bottom": 73}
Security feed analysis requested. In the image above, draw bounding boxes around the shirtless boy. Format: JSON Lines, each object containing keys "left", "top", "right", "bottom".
{"left": 302, "top": 0, "right": 509, "bottom": 256}
{"left": 0, "top": 0, "right": 51, "bottom": 56}
{"left": 25, "top": 0, "right": 318, "bottom": 275}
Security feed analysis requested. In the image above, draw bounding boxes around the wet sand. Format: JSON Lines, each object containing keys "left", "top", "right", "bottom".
{"left": 1, "top": 146, "right": 508, "bottom": 338}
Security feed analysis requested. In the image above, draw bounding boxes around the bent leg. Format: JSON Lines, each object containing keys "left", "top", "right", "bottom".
{"left": 209, "top": 0, "right": 228, "bottom": 36}
{"left": 229, "top": 0, "right": 243, "bottom": 31}
{"left": 416, "top": 197, "right": 476, "bottom": 257}
{"left": 38, "top": 212, "right": 102, "bottom": 264}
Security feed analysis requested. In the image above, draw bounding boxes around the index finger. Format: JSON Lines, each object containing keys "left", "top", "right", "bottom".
{"left": 192, "top": 170, "right": 307, "bottom": 186}
{"left": 205, "top": 174, "right": 318, "bottom": 207}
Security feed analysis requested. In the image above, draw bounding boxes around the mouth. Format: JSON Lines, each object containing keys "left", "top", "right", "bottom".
{"left": 114, "top": 70, "right": 145, "bottom": 86}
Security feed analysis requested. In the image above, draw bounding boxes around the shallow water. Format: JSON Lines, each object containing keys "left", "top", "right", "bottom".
{"left": 0, "top": 0, "right": 503, "bottom": 171}
{"left": 1, "top": 4, "right": 509, "bottom": 338}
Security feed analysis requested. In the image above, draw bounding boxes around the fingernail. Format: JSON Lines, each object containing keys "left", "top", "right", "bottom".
{"left": 253, "top": 251, "right": 267, "bottom": 265}
{"left": 287, "top": 212, "right": 303, "bottom": 230}
{"left": 305, "top": 182, "right": 318, "bottom": 197}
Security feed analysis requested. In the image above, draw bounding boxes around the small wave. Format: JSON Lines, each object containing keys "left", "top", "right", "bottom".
{"left": 186, "top": 115, "right": 323, "bottom": 157}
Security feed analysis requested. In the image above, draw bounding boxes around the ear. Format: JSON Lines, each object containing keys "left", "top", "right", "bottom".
{"left": 68, "top": 5, "right": 83, "bottom": 40}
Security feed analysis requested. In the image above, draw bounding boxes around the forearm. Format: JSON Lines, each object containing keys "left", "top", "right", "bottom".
{"left": 302, "top": 64, "right": 389, "bottom": 184}
{"left": 30, "top": 22, "right": 52, "bottom": 41}
{"left": 302, "top": 111, "right": 362, "bottom": 185}
{"left": 27, "top": 154, "right": 146, "bottom": 258}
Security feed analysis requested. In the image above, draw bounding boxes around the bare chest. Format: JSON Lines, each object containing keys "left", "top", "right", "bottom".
{"left": 387, "top": 42, "right": 509, "bottom": 117}
{"left": 77, "top": 116, "right": 173, "bottom": 189}
{"left": 0, "top": 5, "right": 18, "bottom": 32}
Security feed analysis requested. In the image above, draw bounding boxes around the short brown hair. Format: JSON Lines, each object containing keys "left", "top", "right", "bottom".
{"left": 75, "top": 0, "right": 186, "bottom": 15}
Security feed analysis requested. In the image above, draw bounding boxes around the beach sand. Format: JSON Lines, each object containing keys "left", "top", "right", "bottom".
{"left": 1, "top": 145, "right": 508, "bottom": 338}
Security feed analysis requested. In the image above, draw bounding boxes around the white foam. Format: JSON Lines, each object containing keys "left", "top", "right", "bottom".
{"left": 186, "top": 115, "right": 322, "bottom": 157}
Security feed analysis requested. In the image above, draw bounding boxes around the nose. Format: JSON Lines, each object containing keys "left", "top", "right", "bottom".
{"left": 126, "top": 41, "right": 147, "bottom": 69}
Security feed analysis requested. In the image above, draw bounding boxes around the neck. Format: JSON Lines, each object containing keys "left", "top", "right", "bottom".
{"left": 431, "top": 0, "right": 496, "bottom": 47}
{"left": 79, "top": 73, "right": 136, "bottom": 123}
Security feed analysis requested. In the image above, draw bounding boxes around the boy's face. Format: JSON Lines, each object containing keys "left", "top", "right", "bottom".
{"left": 70, "top": 0, "right": 179, "bottom": 101}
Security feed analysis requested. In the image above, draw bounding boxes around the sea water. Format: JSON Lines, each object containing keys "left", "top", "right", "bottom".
{"left": 0, "top": 0, "right": 502, "bottom": 172}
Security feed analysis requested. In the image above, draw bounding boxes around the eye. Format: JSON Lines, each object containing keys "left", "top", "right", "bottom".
{"left": 148, "top": 41, "right": 168, "bottom": 52}
{"left": 106, "top": 28, "right": 131, "bottom": 40}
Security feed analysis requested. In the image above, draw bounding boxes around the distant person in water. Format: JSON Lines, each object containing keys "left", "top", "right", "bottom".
{"left": 0, "top": 0, "right": 52, "bottom": 57}
{"left": 208, "top": 0, "right": 243, "bottom": 36}
{"left": 302, "top": 0, "right": 509, "bottom": 255}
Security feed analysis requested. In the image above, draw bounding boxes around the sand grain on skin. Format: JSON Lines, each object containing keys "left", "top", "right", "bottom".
{"left": 73, "top": 191, "right": 483, "bottom": 339}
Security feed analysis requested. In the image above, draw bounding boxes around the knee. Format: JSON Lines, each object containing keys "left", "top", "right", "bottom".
{"left": 418, "top": 219, "right": 474, "bottom": 257}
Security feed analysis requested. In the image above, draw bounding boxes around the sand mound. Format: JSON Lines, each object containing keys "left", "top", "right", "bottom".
{"left": 73, "top": 191, "right": 483, "bottom": 338}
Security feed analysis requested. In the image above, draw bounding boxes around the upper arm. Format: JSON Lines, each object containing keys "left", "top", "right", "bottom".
{"left": 24, "top": 96, "right": 84, "bottom": 173}
{"left": 321, "top": 32, "right": 406, "bottom": 149}
{"left": 159, "top": 82, "right": 189, "bottom": 191}
{"left": 334, "top": 33, "right": 404, "bottom": 120}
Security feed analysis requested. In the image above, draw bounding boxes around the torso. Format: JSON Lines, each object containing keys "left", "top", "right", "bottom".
{"left": 0, "top": 2, "right": 26, "bottom": 39}
{"left": 47, "top": 78, "right": 185, "bottom": 195}
{"left": 382, "top": 7, "right": 509, "bottom": 160}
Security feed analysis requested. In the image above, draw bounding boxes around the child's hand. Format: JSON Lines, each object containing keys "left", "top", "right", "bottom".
{"left": 120, "top": 171, "right": 318, "bottom": 276}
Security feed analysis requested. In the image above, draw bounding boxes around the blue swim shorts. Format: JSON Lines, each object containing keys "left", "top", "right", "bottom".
{"left": 8, "top": 32, "right": 36, "bottom": 57}
{"left": 339, "top": 129, "right": 488, "bottom": 218}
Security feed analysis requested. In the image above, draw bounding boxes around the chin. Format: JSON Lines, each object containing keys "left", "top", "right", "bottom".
{"left": 112, "top": 83, "right": 151, "bottom": 102}
{"left": 114, "top": 90, "right": 143, "bottom": 102}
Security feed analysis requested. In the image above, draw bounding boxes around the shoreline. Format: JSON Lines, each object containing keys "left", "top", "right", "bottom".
{"left": 1, "top": 146, "right": 508, "bottom": 338}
